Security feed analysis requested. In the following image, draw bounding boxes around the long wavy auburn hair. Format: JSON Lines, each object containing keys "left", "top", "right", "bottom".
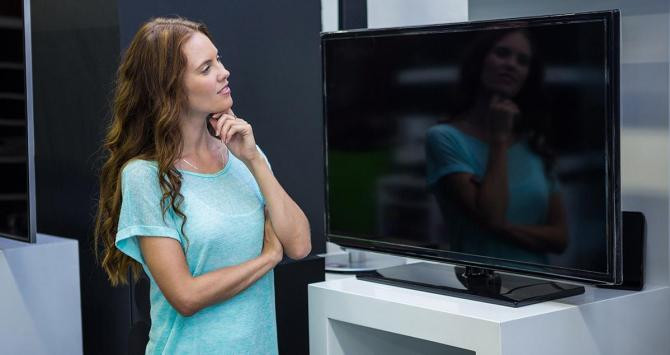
{"left": 94, "top": 17, "right": 212, "bottom": 286}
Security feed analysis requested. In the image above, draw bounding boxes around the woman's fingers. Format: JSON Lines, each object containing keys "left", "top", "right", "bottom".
{"left": 208, "top": 114, "right": 230, "bottom": 137}
{"left": 213, "top": 114, "right": 252, "bottom": 144}
{"left": 501, "top": 100, "right": 520, "bottom": 115}
{"left": 490, "top": 98, "right": 519, "bottom": 118}
{"left": 213, "top": 114, "right": 236, "bottom": 137}
{"left": 209, "top": 113, "right": 257, "bottom": 162}
{"left": 224, "top": 122, "right": 251, "bottom": 144}
{"left": 218, "top": 117, "right": 239, "bottom": 143}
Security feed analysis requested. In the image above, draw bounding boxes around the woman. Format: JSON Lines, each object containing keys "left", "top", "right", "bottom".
{"left": 94, "top": 17, "right": 311, "bottom": 354}
{"left": 425, "top": 28, "right": 567, "bottom": 264}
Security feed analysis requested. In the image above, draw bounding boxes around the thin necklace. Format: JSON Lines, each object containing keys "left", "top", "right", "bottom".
{"left": 181, "top": 158, "right": 199, "bottom": 170}
{"left": 180, "top": 150, "right": 226, "bottom": 171}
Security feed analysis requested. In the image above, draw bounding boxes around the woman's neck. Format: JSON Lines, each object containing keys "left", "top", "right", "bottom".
{"left": 179, "top": 112, "right": 219, "bottom": 158}
{"left": 462, "top": 93, "right": 492, "bottom": 128}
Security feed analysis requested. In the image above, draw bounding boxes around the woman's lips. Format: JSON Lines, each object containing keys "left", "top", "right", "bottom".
{"left": 218, "top": 86, "right": 231, "bottom": 95}
{"left": 498, "top": 73, "right": 517, "bottom": 85}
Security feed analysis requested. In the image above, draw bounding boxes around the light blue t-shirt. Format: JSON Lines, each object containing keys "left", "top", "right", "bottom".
{"left": 115, "top": 150, "right": 278, "bottom": 355}
{"left": 426, "top": 123, "right": 558, "bottom": 264}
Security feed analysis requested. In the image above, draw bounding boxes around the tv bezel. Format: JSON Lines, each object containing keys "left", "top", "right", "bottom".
{"left": 321, "top": 10, "right": 622, "bottom": 285}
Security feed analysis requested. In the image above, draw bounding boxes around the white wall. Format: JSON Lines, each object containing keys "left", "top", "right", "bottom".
{"left": 469, "top": 0, "right": 670, "bottom": 287}
{"left": 321, "top": 0, "right": 468, "bottom": 32}
{"left": 367, "top": 0, "right": 467, "bottom": 28}
{"left": 321, "top": 0, "right": 338, "bottom": 32}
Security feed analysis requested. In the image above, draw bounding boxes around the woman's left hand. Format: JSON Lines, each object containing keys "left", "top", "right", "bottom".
{"left": 209, "top": 110, "right": 259, "bottom": 163}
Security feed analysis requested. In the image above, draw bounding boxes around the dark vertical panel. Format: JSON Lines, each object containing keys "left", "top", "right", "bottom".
{"left": 274, "top": 256, "right": 325, "bottom": 355}
{"left": 30, "top": 0, "right": 129, "bottom": 354}
{"left": 117, "top": 0, "right": 325, "bottom": 255}
{"left": 339, "top": 0, "right": 368, "bottom": 30}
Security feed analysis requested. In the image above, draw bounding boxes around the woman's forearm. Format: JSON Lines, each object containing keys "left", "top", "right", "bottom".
{"left": 476, "top": 141, "right": 509, "bottom": 228}
{"left": 143, "top": 213, "right": 285, "bottom": 318}
{"left": 140, "top": 236, "right": 278, "bottom": 317}
{"left": 501, "top": 194, "right": 569, "bottom": 253}
{"left": 182, "top": 252, "right": 278, "bottom": 316}
{"left": 245, "top": 155, "right": 311, "bottom": 259}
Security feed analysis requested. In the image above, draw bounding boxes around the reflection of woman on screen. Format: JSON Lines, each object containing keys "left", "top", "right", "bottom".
{"left": 425, "top": 29, "right": 568, "bottom": 263}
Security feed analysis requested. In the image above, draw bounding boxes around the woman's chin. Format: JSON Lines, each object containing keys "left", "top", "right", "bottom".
{"left": 221, "top": 100, "right": 233, "bottom": 112}
{"left": 498, "top": 86, "right": 522, "bottom": 99}
{"left": 489, "top": 89, "right": 517, "bottom": 100}
{"left": 212, "top": 104, "right": 233, "bottom": 115}
{"left": 482, "top": 83, "right": 519, "bottom": 98}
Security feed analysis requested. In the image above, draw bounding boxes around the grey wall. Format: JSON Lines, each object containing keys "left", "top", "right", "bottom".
{"left": 117, "top": 0, "right": 325, "bottom": 256}
{"left": 469, "top": 0, "right": 670, "bottom": 287}
{"left": 30, "top": 0, "right": 130, "bottom": 354}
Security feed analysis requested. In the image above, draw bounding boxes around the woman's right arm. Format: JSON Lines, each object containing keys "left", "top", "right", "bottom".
{"left": 138, "top": 217, "right": 283, "bottom": 317}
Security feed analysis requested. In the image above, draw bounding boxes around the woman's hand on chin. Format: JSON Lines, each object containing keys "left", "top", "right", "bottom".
{"left": 208, "top": 111, "right": 259, "bottom": 163}
{"left": 486, "top": 94, "right": 519, "bottom": 145}
{"left": 209, "top": 108, "right": 233, "bottom": 120}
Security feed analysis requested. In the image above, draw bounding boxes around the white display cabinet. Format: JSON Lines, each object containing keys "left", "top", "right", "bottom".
{"left": 0, "top": 234, "right": 82, "bottom": 355}
{"left": 309, "top": 277, "right": 670, "bottom": 355}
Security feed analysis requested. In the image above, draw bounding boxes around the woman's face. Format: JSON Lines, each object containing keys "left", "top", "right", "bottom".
{"left": 181, "top": 32, "right": 232, "bottom": 117}
{"left": 480, "top": 31, "right": 532, "bottom": 99}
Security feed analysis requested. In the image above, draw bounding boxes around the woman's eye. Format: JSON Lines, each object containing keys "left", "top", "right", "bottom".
{"left": 216, "top": 55, "right": 222, "bottom": 63}
{"left": 517, "top": 55, "right": 530, "bottom": 67}
{"left": 494, "top": 46, "right": 510, "bottom": 58}
{"left": 202, "top": 65, "right": 210, "bottom": 74}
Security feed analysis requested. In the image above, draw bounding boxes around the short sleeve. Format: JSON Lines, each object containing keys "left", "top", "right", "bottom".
{"left": 115, "top": 160, "right": 182, "bottom": 265}
{"left": 425, "top": 125, "right": 475, "bottom": 186}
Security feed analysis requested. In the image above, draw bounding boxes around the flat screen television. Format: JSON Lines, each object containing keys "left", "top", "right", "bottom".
{"left": 322, "top": 10, "right": 621, "bottom": 306}
{"left": 0, "top": 0, "right": 36, "bottom": 243}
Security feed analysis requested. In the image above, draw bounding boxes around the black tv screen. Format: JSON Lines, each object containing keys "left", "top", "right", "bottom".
{"left": 0, "top": 0, "right": 36, "bottom": 243}
{"left": 323, "top": 11, "right": 620, "bottom": 284}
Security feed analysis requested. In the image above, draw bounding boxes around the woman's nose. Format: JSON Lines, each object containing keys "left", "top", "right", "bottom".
{"left": 217, "top": 64, "right": 230, "bottom": 81}
{"left": 503, "top": 57, "right": 520, "bottom": 71}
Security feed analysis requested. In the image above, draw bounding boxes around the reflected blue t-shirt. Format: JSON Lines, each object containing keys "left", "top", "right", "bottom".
{"left": 425, "top": 123, "right": 558, "bottom": 264}
{"left": 115, "top": 150, "right": 278, "bottom": 355}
